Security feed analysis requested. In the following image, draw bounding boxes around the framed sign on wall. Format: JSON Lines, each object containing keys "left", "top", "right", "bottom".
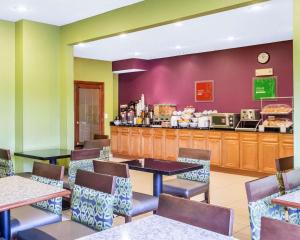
{"left": 253, "top": 76, "right": 277, "bottom": 100}
{"left": 195, "top": 80, "right": 214, "bottom": 102}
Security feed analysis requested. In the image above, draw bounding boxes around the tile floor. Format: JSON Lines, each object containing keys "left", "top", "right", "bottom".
{"left": 64, "top": 158, "right": 256, "bottom": 240}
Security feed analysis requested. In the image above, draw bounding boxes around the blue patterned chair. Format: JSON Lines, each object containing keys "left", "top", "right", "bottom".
{"left": 93, "top": 160, "right": 159, "bottom": 223}
{"left": 10, "top": 162, "right": 65, "bottom": 238}
{"left": 282, "top": 168, "right": 300, "bottom": 225}
{"left": 17, "top": 170, "right": 116, "bottom": 240}
{"left": 245, "top": 175, "right": 285, "bottom": 240}
{"left": 163, "top": 148, "right": 211, "bottom": 203}
{"left": 0, "top": 148, "right": 15, "bottom": 177}
{"left": 83, "top": 139, "right": 111, "bottom": 161}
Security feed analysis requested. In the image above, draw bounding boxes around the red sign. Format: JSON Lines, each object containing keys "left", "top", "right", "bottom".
{"left": 195, "top": 80, "right": 214, "bottom": 102}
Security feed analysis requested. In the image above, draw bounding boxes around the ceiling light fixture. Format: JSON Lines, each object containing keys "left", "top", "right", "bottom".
{"left": 174, "top": 21, "right": 183, "bottom": 27}
{"left": 134, "top": 52, "right": 141, "bottom": 56}
{"left": 76, "top": 43, "right": 86, "bottom": 47}
{"left": 11, "top": 5, "right": 29, "bottom": 13}
{"left": 226, "top": 36, "right": 236, "bottom": 41}
{"left": 175, "top": 45, "right": 182, "bottom": 49}
{"left": 119, "top": 33, "right": 127, "bottom": 38}
{"left": 249, "top": 4, "right": 264, "bottom": 12}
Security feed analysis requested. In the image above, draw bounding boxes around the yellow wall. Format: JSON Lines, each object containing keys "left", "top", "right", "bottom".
{"left": 74, "top": 57, "right": 118, "bottom": 136}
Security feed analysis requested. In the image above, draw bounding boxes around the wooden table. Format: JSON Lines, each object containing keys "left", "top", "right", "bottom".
{"left": 77, "top": 215, "right": 236, "bottom": 240}
{"left": 14, "top": 148, "right": 71, "bottom": 165}
{"left": 123, "top": 158, "right": 203, "bottom": 197}
{"left": 272, "top": 190, "right": 300, "bottom": 208}
{"left": 0, "top": 176, "right": 70, "bottom": 240}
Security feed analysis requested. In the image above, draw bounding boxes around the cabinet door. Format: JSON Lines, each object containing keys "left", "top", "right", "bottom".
{"left": 153, "top": 129, "right": 165, "bottom": 159}
{"left": 141, "top": 129, "right": 153, "bottom": 158}
{"left": 279, "top": 134, "right": 294, "bottom": 158}
{"left": 240, "top": 133, "right": 259, "bottom": 171}
{"left": 178, "top": 130, "right": 192, "bottom": 149}
{"left": 118, "top": 127, "right": 130, "bottom": 155}
{"left": 192, "top": 131, "right": 207, "bottom": 150}
{"left": 111, "top": 126, "right": 118, "bottom": 154}
{"left": 129, "top": 128, "right": 141, "bottom": 157}
{"left": 222, "top": 132, "right": 240, "bottom": 169}
{"left": 165, "top": 130, "right": 178, "bottom": 160}
{"left": 207, "top": 132, "right": 222, "bottom": 166}
{"left": 259, "top": 134, "right": 279, "bottom": 173}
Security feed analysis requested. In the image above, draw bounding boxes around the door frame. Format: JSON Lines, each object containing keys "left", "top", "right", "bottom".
{"left": 74, "top": 81, "right": 104, "bottom": 146}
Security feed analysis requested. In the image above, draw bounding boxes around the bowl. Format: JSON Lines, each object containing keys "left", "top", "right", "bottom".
{"left": 114, "top": 120, "right": 121, "bottom": 126}
{"left": 179, "top": 122, "right": 189, "bottom": 128}
{"left": 189, "top": 122, "right": 198, "bottom": 128}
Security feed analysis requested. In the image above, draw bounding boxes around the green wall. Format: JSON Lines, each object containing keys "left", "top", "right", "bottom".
{"left": 0, "top": 20, "right": 15, "bottom": 150}
{"left": 294, "top": 0, "right": 300, "bottom": 166}
{"left": 74, "top": 57, "right": 118, "bottom": 136}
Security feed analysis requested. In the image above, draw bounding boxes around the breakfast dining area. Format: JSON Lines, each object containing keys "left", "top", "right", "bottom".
{"left": 1, "top": 0, "right": 300, "bottom": 239}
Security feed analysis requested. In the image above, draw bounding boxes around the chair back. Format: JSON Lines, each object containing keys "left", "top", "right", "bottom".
{"left": 275, "top": 156, "right": 294, "bottom": 172}
{"left": 71, "top": 170, "right": 116, "bottom": 231}
{"left": 245, "top": 175, "right": 285, "bottom": 240}
{"left": 68, "top": 149, "right": 100, "bottom": 190}
{"left": 94, "top": 134, "right": 109, "bottom": 140}
{"left": 157, "top": 194, "right": 234, "bottom": 236}
{"left": 93, "top": 161, "right": 132, "bottom": 216}
{"left": 177, "top": 148, "right": 211, "bottom": 184}
{"left": 261, "top": 217, "right": 300, "bottom": 240}
{"left": 83, "top": 139, "right": 110, "bottom": 150}
{"left": 282, "top": 168, "right": 300, "bottom": 191}
{"left": 31, "top": 162, "right": 64, "bottom": 215}
{"left": 0, "top": 148, "right": 14, "bottom": 177}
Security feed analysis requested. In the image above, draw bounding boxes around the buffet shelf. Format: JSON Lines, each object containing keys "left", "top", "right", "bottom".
{"left": 111, "top": 126, "right": 294, "bottom": 175}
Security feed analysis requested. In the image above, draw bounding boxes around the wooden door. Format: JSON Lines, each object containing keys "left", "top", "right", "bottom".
{"left": 207, "top": 132, "right": 222, "bottom": 166}
{"left": 259, "top": 133, "right": 279, "bottom": 173}
{"left": 279, "top": 134, "right": 294, "bottom": 158}
{"left": 153, "top": 129, "right": 165, "bottom": 159}
{"left": 129, "top": 128, "right": 141, "bottom": 157}
{"left": 165, "top": 129, "right": 178, "bottom": 160}
{"left": 222, "top": 132, "right": 240, "bottom": 169}
{"left": 240, "top": 133, "right": 259, "bottom": 171}
{"left": 74, "top": 81, "right": 104, "bottom": 146}
{"left": 118, "top": 127, "right": 130, "bottom": 155}
{"left": 178, "top": 130, "right": 192, "bottom": 149}
{"left": 141, "top": 129, "right": 153, "bottom": 158}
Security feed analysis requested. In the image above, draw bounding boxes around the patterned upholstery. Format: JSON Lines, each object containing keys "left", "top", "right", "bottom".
{"left": 99, "top": 146, "right": 111, "bottom": 161}
{"left": 71, "top": 184, "right": 114, "bottom": 231}
{"left": 0, "top": 158, "right": 15, "bottom": 178}
{"left": 68, "top": 160, "right": 94, "bottom": 190}
{"left": 177, "top": 157, "right": 210, "bottom": 183}
{"left": 31, "top": 175, "right": 63, "bottom": 215}
{"left": 248, "top": 192, "right": 285, "bottom": 240}
{"left": 113, "top": 177, "right": 133, "bottom": 216}
{"left": 286, "top": 186, "right": 300, "bottom": 225}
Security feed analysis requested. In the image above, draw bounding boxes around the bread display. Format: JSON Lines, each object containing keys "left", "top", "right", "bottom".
{"left": 261, "top": 104, "right": 292, "bottom": 114}
{"left": 262, "top": 117, "right": 293, "bottom": 128}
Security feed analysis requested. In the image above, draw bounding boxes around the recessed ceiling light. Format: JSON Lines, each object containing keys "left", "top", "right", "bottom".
{"left": 119, "top": 33, "right": 127, "bottom": 38}
{"left": 226, "top": 36, "right": 236, "bottom": 41}
{"left": 175, "top": 45, "right": 182, "bottom": 49}
{"left": 249, "top": 4, "right": 264, "bottom": 12}
{"left": 76, "top": 43, "right": 86, "bottom": 47}
{"left": 11, "top": 5, "right": 29, "bottom": 13}
{"left": 174, "top": 22, "right": 183, "bottom": 27}
{"left": 134, "top": 52, "right": 141, "bottom": 56}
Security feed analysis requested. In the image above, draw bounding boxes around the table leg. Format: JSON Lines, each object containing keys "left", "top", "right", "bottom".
{"left": 0, "top": 210, "right": 11, "bottom": 240}
{"left": 153, "top": 173, "right": 163, "bottom": 197}
{"left": 48, "top": 157, "right": 57, "bottom": 165}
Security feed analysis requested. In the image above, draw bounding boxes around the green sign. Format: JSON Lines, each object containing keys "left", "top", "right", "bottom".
{"left": 253, "top": 77, "right": 277, "bottom": 100}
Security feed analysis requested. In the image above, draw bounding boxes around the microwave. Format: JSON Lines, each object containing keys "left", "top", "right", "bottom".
{"left": 210, "top": 113, "right": 240, "bottom": 129}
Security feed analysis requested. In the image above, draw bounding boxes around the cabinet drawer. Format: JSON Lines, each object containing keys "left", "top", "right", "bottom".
{"left": 223, "top": 132, "right": 239, "bottom": 140}
{"left": 280, "top": 134, "right": 294, "bottom": 144}
{"left": 259, "top": 133, "right": 279, "bottom": 143}
{"left": 240, "top": 133, "right": 258, "bottom": 141}
{"left": 165, "top": 129, "right": 178, "bottom": 137}
{"left": 153, "top": 128, "right": 165, "bottom": 136}
{"left": 208, "top": 131, "right": 222, "bottom": 139}
{"left": 178, "top": 130, "right": 192, "bottom": 137}
{"left": 130, "top": 128, "right": 141, "bottom": 134}
{"left": 119, "top": 127, "right": 130, "bottom": 133}
{"left": 192, "top": 131, "right": 208, "bottom": 138}
{"left": 141, "top": 128, "right": 153, "bottom": 136}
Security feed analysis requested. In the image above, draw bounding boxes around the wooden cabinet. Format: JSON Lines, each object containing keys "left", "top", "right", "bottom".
{"left": 192, "top": 131, "right": 207, "bottom": 150}
{"left": 240, "top": 133, "right": 259, "bottom": 171}
{"left": 111, "top": 126, "right": 119, "bottom": 154}
{"left": 178, "top": 130, "right": 192, "bottom": 149}
{"left": 279, "top": 134, "right": 294, "bottom": 158}
{"left": 118, "top": 127, "right": 130, "bottom": 155}
{"left": 222, "top": 132, "right": 240, "bottom": 169}
{"left": 129, "top": 128, "right": 141, "bottom": 157}
{"left": 153, "top": 129, "right": 165, "bottom": 159}
{"left": 165, "top": 130, "right": 178, "bottom": 160}
{"left": 141, "top": 128, "right": 153, "bottom": 158}
{"left": 207, "top": 132, "right": 222, "bottom": 166}
{"left": 259, "top": 133, "right": 279, "bottom": 173}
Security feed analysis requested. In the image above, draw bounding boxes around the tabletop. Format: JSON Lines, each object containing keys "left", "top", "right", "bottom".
{"left": 14, "top": 148, "right": 71, "bottom": 160}
{"left": 272, "top": 190, "right": 300, "bottom": 208}
{"left": 77, "top": 215, "right": 236, "bottom": 240}
{"left": 123, "top": 158, "right": 203, "bottom": 175}
{"left": 0, "top": 176, "right": 70, "bottom": 212}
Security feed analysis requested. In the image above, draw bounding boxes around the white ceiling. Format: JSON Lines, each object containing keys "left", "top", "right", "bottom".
{"left": 0, "top": 0, "right": 142, "bottom": 26}
{"left": 74, "top": 0, "right": 293, "bottom": 61}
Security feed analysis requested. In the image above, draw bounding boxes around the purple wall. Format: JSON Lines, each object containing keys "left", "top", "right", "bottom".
{"left": 118, "top": 41, "right": 293, "bottom": 112}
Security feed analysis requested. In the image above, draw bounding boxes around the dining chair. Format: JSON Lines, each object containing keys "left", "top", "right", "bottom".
{"left": 282, "top": 168, "right": 300, "bottom": 225}
{"left": 157, "top": 194, "right": 234, "bottom": 236}
{"left": 260, "top": 217, "right": 300, "bottom": 240}
{"left": 17, "top": 169, "right": 116, "bottom": 240}
{"left": 83, "top": 139, "right": 111, "bottom": 161}
{"left": 275, "top": 156, "right": 294, "bottom": 195}
{"left": 94, "top": 134, "right": 109, "bottom": 139}
{"left": 10, "top": 162, "right": 64, "bottom": 238}
{"left": 245, "top": 175, "right": 285, "bottom": 240}
{"left": 93, "top": 160, "right": 159, "bottom": 223}
{"left": 163, "top": 148, "right": 211, "bottom": 203}
{"left": 0, "top": 148, "right": 15, "bottom": 177}
{"left": 66, "top": 148, "right": 100, "bottom": 190}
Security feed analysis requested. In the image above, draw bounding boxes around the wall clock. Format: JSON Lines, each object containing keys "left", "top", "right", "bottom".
{"left": 258, "top": 52, "right": 270, "bottom": 64}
